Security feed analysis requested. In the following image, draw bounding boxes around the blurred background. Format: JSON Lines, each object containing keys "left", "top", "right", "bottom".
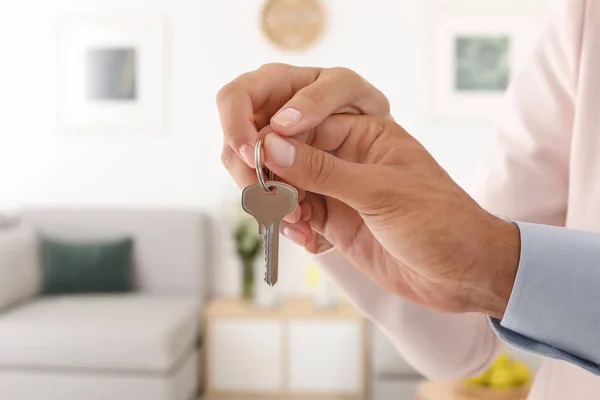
{"left": 0, "top": 0, "right": 550, "bottom": 399}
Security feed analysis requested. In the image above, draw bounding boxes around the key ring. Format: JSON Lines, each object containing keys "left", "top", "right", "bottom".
{"left": 255, "top": 138, "right": 274, "bottom": 192}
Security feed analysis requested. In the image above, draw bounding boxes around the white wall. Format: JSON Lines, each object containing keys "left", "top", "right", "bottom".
{"left": 0, "top": 0, "right": 545, "bottom": 297}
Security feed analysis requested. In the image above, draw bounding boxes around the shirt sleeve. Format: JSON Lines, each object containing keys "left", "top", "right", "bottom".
{"left": 489, "top": 221, "right": 600, "bottom": 374}
{"left": 315, "top": 248, "right": 503, "bottom": 379}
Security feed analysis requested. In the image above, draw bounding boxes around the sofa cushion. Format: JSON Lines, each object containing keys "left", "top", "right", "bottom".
{"left": 0, "top": 294, "right": 200, "bottom": 372}
{"left": 19, "top": 209, "right": 207, "bottom": 298}
{"left": 41, "top": 237, "right": 133, "bottom": 295}
{"left": 0, "top": 226, "right": 41, "bottom": 310}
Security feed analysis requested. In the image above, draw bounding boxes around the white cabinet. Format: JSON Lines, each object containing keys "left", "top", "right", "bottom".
{"left": 209, "top": 319, "right": 283, "bottom": 392}
{"left": 203, "top": 298, "right": 368, "bottom": 399}
{"left": 288, "top": 320, "right": 362, "bottom": 393}
{"left": 374, "top": 378, "right": 419, "bottom": 400}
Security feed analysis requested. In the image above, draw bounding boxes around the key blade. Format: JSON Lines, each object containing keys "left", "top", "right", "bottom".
{"left": 264, "top": 223, "right": 280, "bottom": 287}
{"left": 263, "top": 224, "right": 270, "bottom": 285}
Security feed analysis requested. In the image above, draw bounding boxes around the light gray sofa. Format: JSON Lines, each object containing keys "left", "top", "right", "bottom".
{"left": 0, "top": 209, "right": 207, "bottom": 400}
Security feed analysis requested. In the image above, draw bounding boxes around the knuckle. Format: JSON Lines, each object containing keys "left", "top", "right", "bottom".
{"left": 329, "top": 66, "right": 357, "bottom": 80}
{"left": 354, "top": 114, "right": 372, "bottom": 132}
{"left": 216, "top": 68, "right": 257, "bottom": 106}
{"left": 305, "top": 149, "right": 334, "bottom": 186}
{"left": 215, "top": 83, "right": 234, "bottom": 106}
{"left": 368, "top": 117, "right": 389, "bottom": 138}
{"left": 299, "top": 87, "right": 325, "bottom": 107}
{"left": 327, "top": 67, "right": 392, "bottom": 117}
{"left": 222, "top": 123, "right": 238, "bottom": 140}
{"left": 258, "top": 62, "right": 289, "bottom": 74}
{"left": 221, "top": 147, "right": 235, "bottom": 170}
{"left": 329, "top": 67, "right": 362, "bottom": 88}
{"left": 359, "top": 171, "right": 401, "bottom": 216}
{"left": 381, "top": 97, "right": 392, "bottom": 116}
{"left": 375, "top": 90, "right": 392, "bottom": 117}
{"left": 351, "top": 117, "right": 393, "bottom": 163}
{"left": 222, "top": 127, "right": 251, "bottom": 154}
{"left": 222, "top": 119, "right": 254, "bottom": 143}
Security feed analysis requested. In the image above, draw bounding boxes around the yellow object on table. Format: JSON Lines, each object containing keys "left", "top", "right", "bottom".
{"left": 304, "top": 263, "right": 322, "bottom": 289}
{"left": 417, "top": 352, "right": 532, "bottom": 399}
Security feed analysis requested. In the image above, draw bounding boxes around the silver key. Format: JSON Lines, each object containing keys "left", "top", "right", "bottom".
{"left": 242, "top": 181, "right": 298, "bottom": 286}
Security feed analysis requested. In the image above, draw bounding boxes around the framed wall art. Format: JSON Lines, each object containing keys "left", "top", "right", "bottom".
{"left": 56, "top": 15, "right": 167, "bottom": 134}
{"left": 423, "top": 2, "right": 544, "bottom": 121}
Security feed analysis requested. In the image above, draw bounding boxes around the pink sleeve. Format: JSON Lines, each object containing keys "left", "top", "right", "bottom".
{"left": 314, "top": 0, "right": 584, "bottom": 380}
{"left": 315, "top": 249, "right": 501, "bottom": 379}
{"left": 471, "top": 0, "right": 582, "bottom": 222}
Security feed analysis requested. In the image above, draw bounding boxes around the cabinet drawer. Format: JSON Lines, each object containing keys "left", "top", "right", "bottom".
{"left": 288, "top": 320, "right": 364, "bottom": 394}
{"left": 208, "top": 319, "right": 284, "bottom": 392}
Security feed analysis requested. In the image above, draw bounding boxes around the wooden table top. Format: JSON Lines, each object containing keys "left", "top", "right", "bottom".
{"left": 417, "top": 380, "right": 530, "bottom": 400}
{"left": 203, "top": 395, "right": 363, "bottom": 400}
{"left": 203, "top": 297, "right": 363, "bottom": 320}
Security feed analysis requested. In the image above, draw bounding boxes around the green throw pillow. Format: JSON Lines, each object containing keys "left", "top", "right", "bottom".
{"left": 41, "top": 237, "right": 134, "bottom": 295}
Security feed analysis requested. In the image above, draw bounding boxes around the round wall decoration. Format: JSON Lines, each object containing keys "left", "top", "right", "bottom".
{"left": 261, "top": 0, "right": 326, "bottom": 50}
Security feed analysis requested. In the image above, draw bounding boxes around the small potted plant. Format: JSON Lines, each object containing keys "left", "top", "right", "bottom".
{"left": 233, "top": 214, "right": 263, "bottom": 300}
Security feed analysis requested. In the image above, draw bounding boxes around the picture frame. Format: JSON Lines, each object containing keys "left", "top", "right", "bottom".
{"left": 56, "top": 15, "right": 167, "bottom": 134}
{"left": 423, "top": 2, "right": 545, "bottom": 122}
{"left": 261, "top": 0, "right": 326, "bottom": 51}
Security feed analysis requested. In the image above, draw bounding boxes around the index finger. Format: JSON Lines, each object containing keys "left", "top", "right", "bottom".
{"left": 270, "top": 68, "right": 391, "bottom": 136}
{"left": 217, "top": 64, "right": 321, "bottom": 166}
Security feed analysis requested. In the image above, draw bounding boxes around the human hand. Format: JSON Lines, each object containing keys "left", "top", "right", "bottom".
{"left": 217, "top": 64, "right": 391, "bottom": 251}
{"left": 260, "top": 115, "right": 520, "bottom": 318}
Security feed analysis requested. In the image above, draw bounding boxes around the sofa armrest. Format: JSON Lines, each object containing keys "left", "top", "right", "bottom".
{"left": 0, "top": 212, "right": 18, "bottom": 228}
{"left": 0, "top": 225, "right": 41, "bottom": 310}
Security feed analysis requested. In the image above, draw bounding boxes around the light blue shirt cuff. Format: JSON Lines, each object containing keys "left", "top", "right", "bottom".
{"left": 488, "top": 221, "right": 600, "bottom": 374}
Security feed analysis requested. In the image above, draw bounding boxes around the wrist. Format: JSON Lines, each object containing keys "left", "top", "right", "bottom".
{"left": 468, "top": 217, "right": 521, "bottom": 319}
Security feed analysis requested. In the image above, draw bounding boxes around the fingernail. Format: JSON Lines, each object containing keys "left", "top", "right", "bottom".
{"left": 265, "top": 133, "right": 295, "bottom": 168}
{"left": 283, "top": 227, "right": 306, "bottom": 246}
{"left": 272, "top": 108, "right": 302, "bottom": 127}
{"left": 239, "top": 144, "right": 254, "bottom": 167}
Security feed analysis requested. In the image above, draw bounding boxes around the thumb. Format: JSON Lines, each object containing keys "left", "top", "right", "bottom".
{"left": 263, "top": 132, "right": 369, "bottom": 204}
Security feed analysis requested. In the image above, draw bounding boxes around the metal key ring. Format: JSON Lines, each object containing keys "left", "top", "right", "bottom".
{"left": 255, "top": 138, "right": 274, "bottom": 192}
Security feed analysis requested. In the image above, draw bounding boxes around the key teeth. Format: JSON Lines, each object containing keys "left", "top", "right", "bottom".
{"left": 263, "top": 234, "right": 270, "bottom": 285}
{"left": 262, "top": 228, "right": 276, "bottom": 287}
